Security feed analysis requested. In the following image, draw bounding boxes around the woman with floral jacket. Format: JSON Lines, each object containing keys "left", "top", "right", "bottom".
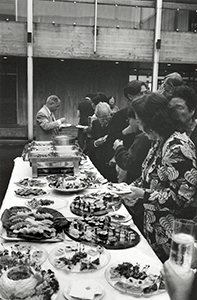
{"left": 125, "top": 92, "right": 197, "bottom": 262}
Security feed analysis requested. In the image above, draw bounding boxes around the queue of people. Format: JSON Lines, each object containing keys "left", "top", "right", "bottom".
{"left": 35, "top": 75, "right": 197, "bottom": 299}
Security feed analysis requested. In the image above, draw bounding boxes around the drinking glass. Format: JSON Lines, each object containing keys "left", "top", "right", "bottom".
{"left": 169, "top": 218, "right": 195, "bottom": 277}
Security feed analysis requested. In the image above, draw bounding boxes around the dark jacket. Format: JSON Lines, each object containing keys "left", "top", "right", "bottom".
{"left": 114, "top": 132, "right": 151, "bottom": 184}
{"left": 86, "top": 119, "right": 117, "bottom": 182}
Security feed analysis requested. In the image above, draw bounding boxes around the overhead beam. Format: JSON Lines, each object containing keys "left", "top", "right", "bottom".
{"left": 40, "top": 0, "right": 197, "bottom": 10}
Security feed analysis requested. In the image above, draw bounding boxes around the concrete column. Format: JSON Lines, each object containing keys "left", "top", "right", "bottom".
{"left": 93, "top": 0, "right": 98, "bottom": 53}
{"left": 27, "top": 0, "right": 34, "bottom": 141}
{"left": 152, "top": 0, "right": 163, "bottom": 91}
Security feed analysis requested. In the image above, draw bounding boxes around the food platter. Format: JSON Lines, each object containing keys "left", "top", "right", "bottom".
{"left": 51, "top": 185, "right": 88, "bottom": 193}
{"left": 0, "top": 242, "right": 48, "bottom": 265}
{"left": 0, "top": 206, "right": 65, "bottom": 242}
{"left": 48, "top": 175, "right": 88, "bottom": 193}
{"left": 25, "top": 197, "right": 68, "bottom": 210}
{"left": 14, "top": 188, "right": 48, "bottom": 198}
{"left": 14, "top": 177, "right": 46, "bottom": 188}
{"left": 0, "top": 244, "right": 59, "bottom": 300}
{"left": 63, "top": 279, "right": 105, "bottom": 300}
{"left": 70, "top": 192, "right": 122, "bottom": 216}
{"left": 48, "top": 241, "right": 110, "bottom": 273}
{"left": 106, "top": 183, "right": 131, "bottom": 194}
{"left": 63, "top": 216, "right": 140, "bottom": 249}
{"left": 105, "top": 262, "right": 165, "bottom": 297}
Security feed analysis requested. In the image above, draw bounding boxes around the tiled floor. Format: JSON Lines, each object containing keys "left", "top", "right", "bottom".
{"left": 0, "top": 141, "right": 26, "bottom": 205}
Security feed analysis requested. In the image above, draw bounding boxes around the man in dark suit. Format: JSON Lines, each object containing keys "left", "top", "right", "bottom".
{"left": 36, "top": 95, "right": 66, "bottom": 140}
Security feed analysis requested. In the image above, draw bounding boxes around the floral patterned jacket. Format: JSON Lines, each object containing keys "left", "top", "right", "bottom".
{"left": 134, "top": 131, "right": 197, "bottom": 261}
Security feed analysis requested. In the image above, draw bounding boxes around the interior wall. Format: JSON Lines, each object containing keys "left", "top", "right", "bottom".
{"left": 33, "top": 58, "right": 129, "bottom": 127}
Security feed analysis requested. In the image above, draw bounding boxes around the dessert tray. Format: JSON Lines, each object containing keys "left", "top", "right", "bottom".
{"left": 14, "top": 188, "right": 47, "bottom": 198}
{"left": 105, "top": 261, "right": 165, "bottom": 297}
{"left": 63, "top": 279, "right": 105, "bottom": 300}
{"left": 14, "top": 177, "right": 46, "bottom": 188}
{"left": 70, "top": 192, "right": 122, "bottom": 216}
{"left": 26, "top": 197, "right": 67, "bottom": 210}
{"left": 0, "top": 206, "right": 65, "bottom": 242}
{"left": 106, "top": 182, "right": 131, "bottom": 194}
{"left": 0, "top": 242, "right": 48, "bottom": 265}
{"left": 63, "top": 215, "right": 140, "bottom": 249}
{"left": 48, "top": 241, "right": 110, "bottom": 273}
{"left": 48, "top": 175, "right": 88, "bottom": 193}
{"left": 0, "top": 244, "right": 59, "bottom": 300}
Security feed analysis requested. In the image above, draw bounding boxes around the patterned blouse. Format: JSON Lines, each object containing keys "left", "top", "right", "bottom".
{"left": 134, "top": 131, "right": 197, "bottom": 261}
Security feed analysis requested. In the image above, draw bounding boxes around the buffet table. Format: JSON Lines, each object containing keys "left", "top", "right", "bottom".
{"left": 0, "top": 157, "right": 170, "bottom": 300}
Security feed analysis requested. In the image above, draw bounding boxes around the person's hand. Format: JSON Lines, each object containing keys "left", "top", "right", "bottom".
{"left": 113, "top": 139, "right": 123, "bottom": 150}
{"left": 161, "top": 260, "right": 195, "bottom": 300}
{"left": 129, "top": 186, "right": 145, "bottom": 199}
{"left": 59, "top": 117, "right": 66, "bottom": 123}
{"left": 122, "top": 125, "right": 134, "bottom": 135}
{"left": 94, "top": 135, "right": 108, "bottom": 147}
{"left": 83, "top": 126, "right": 89, "bottom": 133}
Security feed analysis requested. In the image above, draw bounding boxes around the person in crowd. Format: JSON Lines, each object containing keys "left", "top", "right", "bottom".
{"left": 108, "top": 80, "right": 149, "bottom": 150}
{"left": 124, "top": 92, "right": 197, "bottom": 262}
{"left": 77, "top": 93, "right": 95, "bottom": 150}
{"left": 169, "top": 85, "right": 197, "bottom": 152}
{"left": 107, "top": 95, "right": 119, "bottom": 114}
{"left": 36, "top": 95, "right": 66, "bottom": 140}
{"left": 88, "top": 92, "right": 109, "bottom": 126}
{"left": 107, "top": 80, "right": 149, "bottom": 182}
{"left": 158, "top": 72, "right": 183, "bottom": 100}
{"left": 113, "top": 106, "right": 151, "bottom": 185}
{"left": 85, "top": 102, "right": 117, "bottom": 182}
{"left": 112, "top": 108, "right": 151, "bottom": 233}
{"left": 161, "top": 260, "right": 197, "bottom": 300}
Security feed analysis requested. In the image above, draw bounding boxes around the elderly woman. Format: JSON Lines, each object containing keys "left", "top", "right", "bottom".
{"left": 126, "top": 92, "right": 197, "bottom": 262}
{"left": 170, "top": 85, "right": 197, "bottom": 152}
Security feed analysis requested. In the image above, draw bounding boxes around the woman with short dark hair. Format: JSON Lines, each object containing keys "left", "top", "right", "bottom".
{"left": 125, "top": 92, "right": 197, "bottom": 262}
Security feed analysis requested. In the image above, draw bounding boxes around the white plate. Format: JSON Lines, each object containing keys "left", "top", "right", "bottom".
{"left": 105, "top": 262, "right": 165, "bottom": 297}
{"left": 76, "top": 124, "right": 87, "bottom": 129}
{"left": 109, "top": 213, "right": 132, "bottom": 223}
{"left": 63, "top": 279, "right": 105, "bottom": 300}
{"left": 0, "top": 242, "right": 48, "bottom": 265}
{"left": 61, "top": 123, "right": 72, "bottom": 127}
{"left": 48, "top": 241, "right": 111, "bottom": 273}
{"left": 106, "top": 183, "right": 131, "bottom": 194}
{"left": 25, "top": 197, "right": 68, "bottom": 210}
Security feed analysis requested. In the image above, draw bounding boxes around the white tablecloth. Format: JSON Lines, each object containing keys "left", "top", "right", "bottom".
{"left": 0, "top": 157, "right": 170, "bottom": 300}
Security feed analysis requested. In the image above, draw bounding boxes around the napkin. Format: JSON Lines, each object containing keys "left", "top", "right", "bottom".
{"left": 69, "top": 279, "right": 103, "bottom": 300}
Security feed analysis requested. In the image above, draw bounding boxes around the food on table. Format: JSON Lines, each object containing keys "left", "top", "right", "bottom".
{"left": 70, "top": 192, "right": 122, "bottom": 216}
{"left": 81, "top": 173, "right": 108, "bottom": 188}
{"left": 0, "top": 257, "right": 59, "bottom": 300}
{"left": 62, "top": 215, "right": 140, "bottom": 249}
{"left": 63, "top": 279, "right": 104, "bottom": 300}
{"left": 14, "top": 188, "right": 47, "bottom": 198}
{"left": 106, "top": 262, "right": 165, "bottom": 296}
{"left": 26, "top": 198, "right": 55, "bottom": 209}
{"left": 49, "top": 175, "right": 87, "bottom": 191}
{"left": 15, "top": 178, "right": 46, "bottom": 187}
{"left": 48, "top": 242, "right": 110, "bottom": 273}
{"left": 0, "top": 244, "right": 58, "bottom": 299}
{"left": 0, "top": 243, "right": 48, "bottom": 265}
{"left": 1, "top": 206, "right": 66, "bottom": 241}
